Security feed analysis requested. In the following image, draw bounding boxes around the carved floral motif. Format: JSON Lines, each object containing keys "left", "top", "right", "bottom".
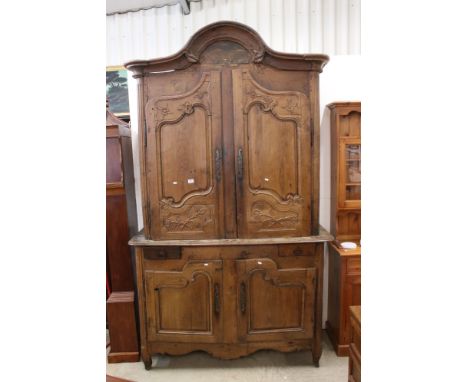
{"left": 281, "top": 98, "right": 300, "bottom": 115}
{"left": 249, "top": 187, "right": 303, "bottom": 205}
{"left": 250, "top": 201, "right": 298, "bottom": 229}
{"left": 161, "top": 205, "right": 213, "bottom": 232}
{"left": 147, "top": 77, "right": 212, "bottom": 127}
{"left": 245, "top": 85, "right": 278, "bottom": 113}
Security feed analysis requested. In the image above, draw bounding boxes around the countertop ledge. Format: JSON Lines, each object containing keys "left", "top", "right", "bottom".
{"left": 129, "top": 226, "right": 333, "bottom": 246}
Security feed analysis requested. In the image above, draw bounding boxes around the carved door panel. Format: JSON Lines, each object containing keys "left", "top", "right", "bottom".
{"left": 235, "top": 257, "right": 316, "bottom": 342}
{"left": 232, "top": 69, "right": 312, "bottom": 238}
{"left": 145, "top": 260, "right": 223, "bottom": 343}
{"left": 145, "top": 71, "right": 224, "bottom": 239}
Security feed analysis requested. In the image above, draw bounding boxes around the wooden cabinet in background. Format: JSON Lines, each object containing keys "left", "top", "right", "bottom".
{"left": 348, "top": 306, "right": 361, "bottom": 382}
{"left": 106, "top": 107, "right": 139, "bottom": 363}
{"left": 326, "top": 101, "right": 361, "bottom": 356}
{"left": 125, "top": 21, "right": 331, "bottom": 370}
{"left": 328, "top": 101, "right": 361, "bottom": 241}
{"left": 326, "top": 242, "right": 361, "bottom": 356}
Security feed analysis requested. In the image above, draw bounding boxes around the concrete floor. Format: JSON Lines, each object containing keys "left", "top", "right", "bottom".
{"left": 106, "top": 332, "right": 348, "bottom": 382}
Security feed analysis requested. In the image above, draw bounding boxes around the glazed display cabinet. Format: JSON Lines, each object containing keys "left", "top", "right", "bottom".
{"left": 326, "top": 101, "right": 361, "bottom": 356}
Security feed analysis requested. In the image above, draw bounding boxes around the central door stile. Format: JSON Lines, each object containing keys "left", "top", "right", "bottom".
{"left": 221, "top": 67, "right": 238, "bottom": 238}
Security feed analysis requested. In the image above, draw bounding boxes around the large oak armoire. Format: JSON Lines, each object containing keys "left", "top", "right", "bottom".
{"left": 125, "top": 21, "right": 332, "bottom": 370}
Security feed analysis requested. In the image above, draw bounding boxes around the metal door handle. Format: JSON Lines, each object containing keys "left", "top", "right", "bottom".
{"left": 215, "top": 148, "right": 222, "bottom": 182}
{"left": 237, "top": 148, "right": 243, "bottom": 180}
{"left": 240, "top": 282, "right": 246, "bottom": 313}
{"left": 214, "top": 283, "right": 220, "bottom": 314}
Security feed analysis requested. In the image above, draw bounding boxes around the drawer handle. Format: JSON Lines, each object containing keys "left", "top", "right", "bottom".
{"left": 240, "top": 282, "right": 246, "bottom": 313}
{"left": 293, "top": 248, "right": 303, "bottom": 256}
{"left": 214, "top": 283, "right": 220, "bottom": 314}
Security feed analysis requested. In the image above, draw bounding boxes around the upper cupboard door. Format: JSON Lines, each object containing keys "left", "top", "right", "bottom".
{"left": 232, "top": 69, "right": 312, "bottom": 238}
{"left": 144, "top": 72, "right": 224, "bottom": 240}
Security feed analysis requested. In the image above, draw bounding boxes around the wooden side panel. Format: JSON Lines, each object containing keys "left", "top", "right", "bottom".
{"left": 339, "top": 111, "right": 361, "bottom": 138}
{"left": 348, "top": 306, "right": 361, "bottom": 382}
{"left": 107, "top": 292, "right": 139, "bottom": 363}
{"left": 326, "top": 246, "right": 361, "bottom": 356}
{"left": 145, "top": 71, "right": 224, "bottom": 239}
{"left": 145, "top": 260, "right": 223, "bottom": 343}
{"left": 336, "top": 210, "right": 361, "bottom": 240}
{"left": 106, "top": 137, "right": 123, "bottom": 184}
{"left": 235, "top": 257, "right": 316, "bottom": 342}
{"left": 342, "top": 273, "right": 361, "bottom": 345}
{"left": 106, "top": 194, "right": 133, "bottom": 291}
{"left": 233, "top": 69, "right": 312, "bottom": 238}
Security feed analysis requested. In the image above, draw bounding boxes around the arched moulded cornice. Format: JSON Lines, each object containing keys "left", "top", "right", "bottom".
{"left": 124, "top": 21, "right": 329, "bottom": 77}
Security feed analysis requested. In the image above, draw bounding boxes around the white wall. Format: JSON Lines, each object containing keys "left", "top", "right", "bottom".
{"left": 107, "top": 0, "right": 361, "bottom": 66}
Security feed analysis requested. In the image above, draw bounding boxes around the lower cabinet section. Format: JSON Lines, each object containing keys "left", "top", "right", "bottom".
{"left": 133, "top": 242, "right": 325, "bottom": 369}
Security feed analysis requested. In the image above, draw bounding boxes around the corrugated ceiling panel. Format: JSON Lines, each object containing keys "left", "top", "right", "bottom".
{"left": 107, "top": 0, "right": 360, "bottom": 65}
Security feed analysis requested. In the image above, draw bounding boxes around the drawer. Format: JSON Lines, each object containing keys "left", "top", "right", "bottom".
{"left": 234, "top": 245, "right": 278, "bottom": 259}
{"left": 143, "top": 246, "right": 182, "bottom": 260}
{"left": 346, "top": 257, "right": 361, "bottom": 274}
{"left": 278, "top": 244, "right": 319, "bottom": 257}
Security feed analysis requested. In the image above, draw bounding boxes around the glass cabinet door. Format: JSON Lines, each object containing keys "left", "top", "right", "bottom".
{"left": 339, "top": 139, "right": 361, "bottom": 208}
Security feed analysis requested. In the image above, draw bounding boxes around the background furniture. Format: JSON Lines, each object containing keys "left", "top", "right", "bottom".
{"left": 125, "top": 21, "right": 332, "bottom": 370}
{"left": 106, "top": 105, "right": 139, "bottom": 363}
{"left": 348, "top": 306, "right": 361, "bottom": 382}
{"left": 326, "top": 101, "right": 361, "bottom": 356}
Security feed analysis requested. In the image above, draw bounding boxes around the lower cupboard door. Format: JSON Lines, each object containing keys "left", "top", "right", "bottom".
{"left": 145, "top": 260, "right": 223, "bottom": 343}
{"left": 235, "top": 258, "right": 316, "bottom": 342}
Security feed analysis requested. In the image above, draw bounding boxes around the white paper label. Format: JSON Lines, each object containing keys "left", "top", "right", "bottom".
{"left": 187, "top": 178, "right": 194, "bottom": 184}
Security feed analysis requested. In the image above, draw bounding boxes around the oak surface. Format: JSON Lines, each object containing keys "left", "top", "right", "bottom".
{"left": 124, "top": 21, "right": 330, "bottom": 369}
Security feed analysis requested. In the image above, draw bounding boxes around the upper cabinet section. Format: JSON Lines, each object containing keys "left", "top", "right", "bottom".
{"left": 125, "top": 22, "right": 329, "bottom": 240}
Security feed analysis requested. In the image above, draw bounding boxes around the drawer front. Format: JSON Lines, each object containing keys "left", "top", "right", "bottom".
{"left": 143, "top": 246, "right": 182, "bottom": 260}
{"left": 278, "top": 244, "right": 319, "bottom": 257}
{"left": 346, "top": 257, "right": 361, "bottom": 274}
